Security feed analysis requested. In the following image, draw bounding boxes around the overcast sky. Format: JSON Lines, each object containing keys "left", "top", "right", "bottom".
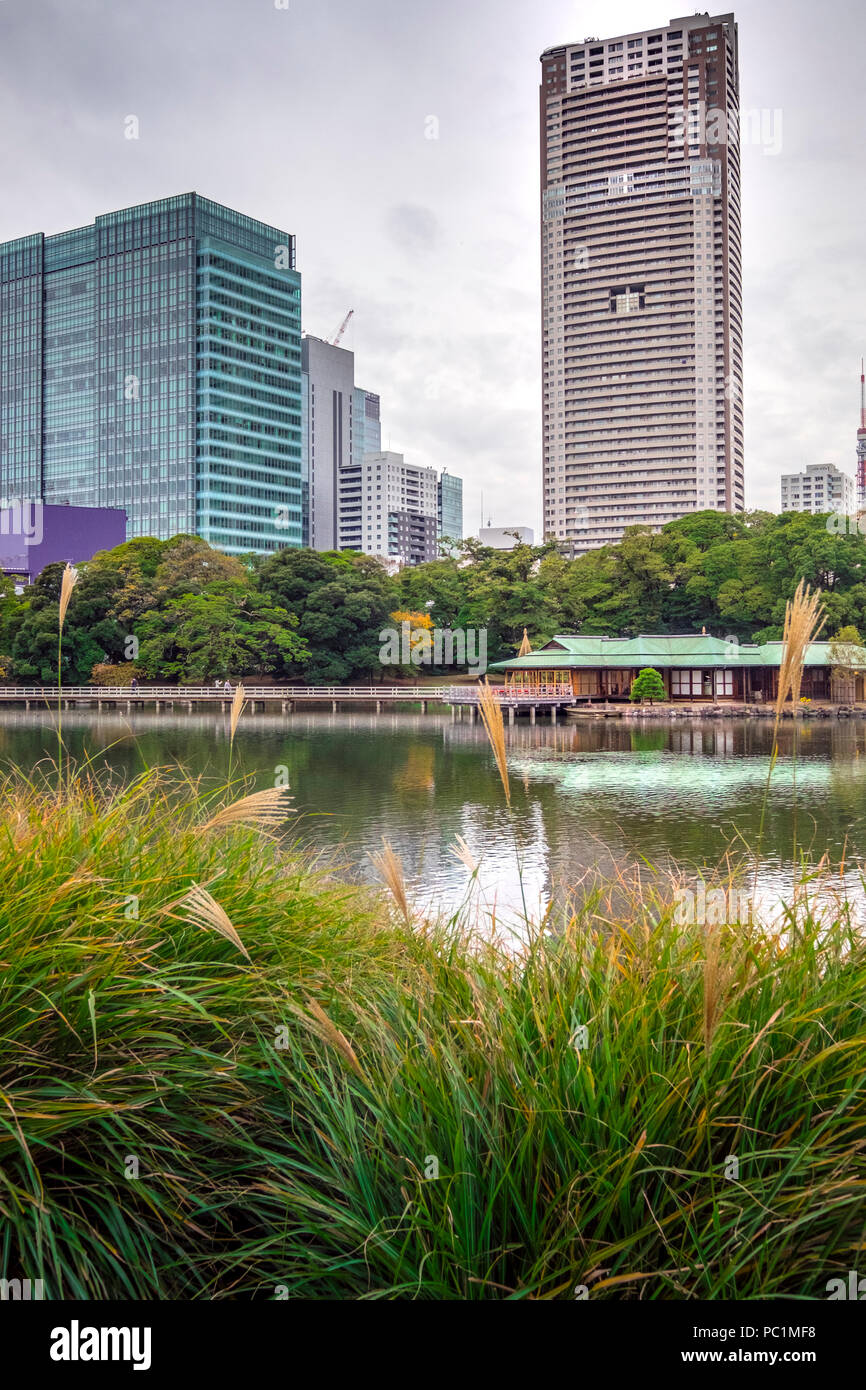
{"left": 1, "top": 0, "right": 863, "bottom": 536}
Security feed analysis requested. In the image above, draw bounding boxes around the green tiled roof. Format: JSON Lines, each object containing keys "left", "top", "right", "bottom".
{"left": 489, "top": 634, "right": 866, "bottom": 672}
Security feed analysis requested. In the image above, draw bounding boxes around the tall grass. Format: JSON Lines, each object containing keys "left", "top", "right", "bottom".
{"left": 477, "top": 679, "right": 510, "bottom": 808}
{"left": 755, "top": 581, "right": 827, "bottom": 902}
{"left": 55, "top": 563, "right": 78, "bottom": 789}
{"left": 0, "top": 765, "right": 863, "bottom": 1299}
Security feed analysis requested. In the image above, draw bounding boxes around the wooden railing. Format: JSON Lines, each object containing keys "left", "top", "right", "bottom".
{"left": 0, "top": 685, "right": 449, "bottom": 701}
{"left": 0, "top": 683, "right": 578, "bottom": 705}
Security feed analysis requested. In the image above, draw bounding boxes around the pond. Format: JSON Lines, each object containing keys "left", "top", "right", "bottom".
{"left": 3, "top": 707, "right": 865, "bottom": 930}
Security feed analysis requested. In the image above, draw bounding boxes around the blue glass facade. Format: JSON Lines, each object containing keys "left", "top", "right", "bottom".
{"left": 0, "top": 236, "right": 43, "bottom": 501}
{"left": 438, "top": 470, "right": 463, "bottom": 543}
{"left": 0, "top": 194, "right": 303, "bottom": 554}
{"left": 352, "top": 387, "right": 381, "bottom": 461}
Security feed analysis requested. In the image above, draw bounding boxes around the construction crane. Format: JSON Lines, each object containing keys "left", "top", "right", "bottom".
{"left": 330, "top": 309, "right": 354, "bottom": 346}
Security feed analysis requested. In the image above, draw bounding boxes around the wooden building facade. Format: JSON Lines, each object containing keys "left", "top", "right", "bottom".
{"left": 489, "top": 634, "right": 865, "bottom": 704}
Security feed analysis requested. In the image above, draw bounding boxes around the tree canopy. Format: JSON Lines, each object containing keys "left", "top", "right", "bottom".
{"left": 2, "top": 510, "right": 865, "bottom": 684}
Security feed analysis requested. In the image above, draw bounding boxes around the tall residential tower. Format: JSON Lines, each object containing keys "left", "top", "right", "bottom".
{"left": 540, "top": 13, "right": 744, "bottom": 549}
{"left": 0, "top": 193, "right": 303, "bottom": 554}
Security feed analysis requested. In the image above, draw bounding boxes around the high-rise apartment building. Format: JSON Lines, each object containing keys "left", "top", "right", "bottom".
{"left": 540, "top": 13, "right": 744, "bottom": 550}
{"left": 780, "top": 463, "right": 855, "bottom": 516}
{"left": 338, "top": 386, "right": 382, "bottom": 552}
{"left": 360, "top": 451, "right": 437, "bottom": 567}
{"left": 0, "top": 194, "right": 304, "bottom": 554}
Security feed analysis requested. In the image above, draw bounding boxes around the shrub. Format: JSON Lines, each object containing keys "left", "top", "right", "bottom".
{"left": 90, "top": 662, "right": 139, "bottom": 687}
{"left": 629, "top": 667, "right": 667, "bottom": 703}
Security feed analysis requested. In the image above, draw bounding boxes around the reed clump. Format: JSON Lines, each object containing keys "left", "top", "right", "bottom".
{"left": 0, "top": 766, "right": 863, "bottom": 1300}
{"left": 477, "top": 679, "right": 510, "bottom": 807}
{"left": 775, "top": 580, "right": 826, "bottom": 720}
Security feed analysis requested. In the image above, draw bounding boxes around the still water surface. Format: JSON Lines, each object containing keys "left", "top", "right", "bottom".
{"left": 3, "top": 708, "right": 866, "bottom": 927}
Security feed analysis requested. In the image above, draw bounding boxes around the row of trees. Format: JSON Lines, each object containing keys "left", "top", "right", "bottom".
{"left": 1, "top": 510, "right": 865, "bottom": 685}
{"left": 398, "top": 509, "right": 866, "bottom": 647}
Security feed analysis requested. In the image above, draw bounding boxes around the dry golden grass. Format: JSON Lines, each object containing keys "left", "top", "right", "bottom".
{"left": 448, "top": 833, "right": 480, "bottom": 875}
{"left": 304, "top": 996, "right": 368, "bottom": 1083}
{"left": 369, "top": 837, "right": 412, "bottom": 925}
{"left": 702, "top": 925, "right": 728, "bottom": 1050}
{"left": 477, "top": 680, "right": 511, "bottom": 808}
{"left": 58, "top": 563, "right": 79, "bottom": 633}
{"left": 176, "top": 882, "right": 251, "bottom": 960}
{"left": 229, "top": 684, "right": 247, "bottom": 743}
{"left": 203, "top": 785, "right": 293, "bottom": 834}
{"left": 775, "top": 580, "right": 826, "bottom": 715}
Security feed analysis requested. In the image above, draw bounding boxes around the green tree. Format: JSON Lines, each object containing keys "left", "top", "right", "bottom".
{"left": 827, "top": 625, "right": 866, "bottom": 680}
{"left": 0, "top": 574, "right": 28, "bottom": 678}
{"left": 257, "top": 549, "right": 397, "bottom": 683}
{"left": 394, "top": 556, "right": 467, "bottom": 629}
{"left": 12, "top": 563, "right": 123, "bottom": 683}
{"left": 136, "top": 583, "right": 307, "bottom": 682}
{"left": 629, "top": 668, "right": 667, "bottom": 703}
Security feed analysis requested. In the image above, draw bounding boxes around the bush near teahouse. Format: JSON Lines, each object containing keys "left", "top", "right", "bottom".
{"left": 630, "top": 667, "right": 667, "bottom": 703}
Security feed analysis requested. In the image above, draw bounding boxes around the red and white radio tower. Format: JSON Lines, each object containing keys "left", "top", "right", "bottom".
{"left": 858, "top": 359, "right": 866, "bottom": 513}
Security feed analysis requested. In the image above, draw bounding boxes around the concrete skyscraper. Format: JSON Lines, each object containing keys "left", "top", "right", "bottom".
{"left": 0, "top": 194, "right": 303, "bottom": 554}
{"left": 540, "top": 13, "right": 744, "bottom": 550}
{"left": 301, "top": 334, "right": 355, "bottom": 551}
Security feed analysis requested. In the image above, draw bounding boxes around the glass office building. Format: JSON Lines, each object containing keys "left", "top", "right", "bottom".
{"left": 352, "top": 387, "right": 381, "bottom": 461}
{"left": 437, "top": 470, "right": 463, "bottom": 543}
{"left": 0, "top": 193, "right": 303, "bottom": 553}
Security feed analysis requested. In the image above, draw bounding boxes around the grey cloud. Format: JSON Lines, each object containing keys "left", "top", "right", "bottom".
{"left": 1, "top": 0, "right": 865, "bottom": 535}
{"left": 385, "top": 204, "right": 443, "bottom": 254}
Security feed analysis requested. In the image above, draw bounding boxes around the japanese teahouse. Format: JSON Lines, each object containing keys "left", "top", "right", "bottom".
{"left": 487, "top": 633, "right": 866, "bottom": 704}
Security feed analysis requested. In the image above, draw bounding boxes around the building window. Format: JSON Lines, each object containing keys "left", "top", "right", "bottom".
{"left": 671, "top": 669, "right": 703, "bottom": 696}
{"left": 610, "top": 284, "right": 646, "bottom": 313}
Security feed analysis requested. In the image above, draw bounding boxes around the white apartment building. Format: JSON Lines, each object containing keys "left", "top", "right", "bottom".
{"left": 352, "top": 451, "right": 438, "bottom": 568}
{"left": 540, "top": 12, "right": 744, "bottom": 551}
{"left": 780, "top": 463, "right": 855, "bottom": 516}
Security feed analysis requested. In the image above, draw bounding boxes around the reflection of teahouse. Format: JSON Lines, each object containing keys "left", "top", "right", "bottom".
{"left": 488, "top": 633, "right": 866, "bottom": 705}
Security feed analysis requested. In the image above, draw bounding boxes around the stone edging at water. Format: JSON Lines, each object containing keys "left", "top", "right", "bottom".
{"left": 571, "top": 703, "right": 866, "bottom": 720}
